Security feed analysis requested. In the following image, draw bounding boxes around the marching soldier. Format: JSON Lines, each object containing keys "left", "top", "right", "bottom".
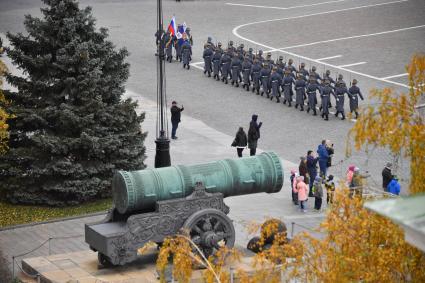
{"left": 264, "top": 52, "right": 274, "bottom": 67}
{"left": 251, "top": 59, "right": 262, "bottom": 94}
{"left": 295, "top": 73, "right": 307, "bottom": 111}
{"left": 285, "top": 59, "right": 297, "bottom": 78}
{"left": 320, "top": 79, "right": 334, "bottom": 121}
{"left": 276, "top": 56, "right": 285, "bottom": 76}
{"left": 306, "top": 77, "right": 320, "bottom": 116}
{"left": 269, "top": 67, "right": 282, "bottom": 102}
{"left": 247, "top": 48, "right": 255, "bottom": 63}
{"left": 348, "top": 79, "right": 364, "bottom": 119}
{"left": 298, "top": 62, "right": 309, "bottom": 80}
{"left": 322, "top": 69, "right": 335, "bottom": 108}
{"left": 220, "top": 49, "right": 232, "bottom": 84}
{"left": 228, "top": 40, "right": 237, "bottom": 53}
{"left": 217, "top": 42, "right": 223, "bottom": 53}
{"left": 202, "top": 44, "right": 213, "bottom": 77}
{"left": 309, "top": 66, "right": 322, "bottom": 84}
{"left": 260, "top": 62, "right": 271, "bottom": 96}
{"left": 334, "top": 74, "right": 348, "bottom": 120}
{"left": 212, "top": 47, "right": 222, "bottom": 81}
{"left": 230, "top": 53, "right": 242, "bottom": 87}
{"left": 181, "top": 34, "right": 192, "bottom": 69}
{"left": 242, "top": 56, "right": 252, "bottom": 91}
{"left": 257, "top": 50, "right": 264, "bottom": 64}
{"left": 205, "top": 36, "right": 214, "bottom": 49}
{"left": 282, "top": 69, "right": 295, "bottom": 107}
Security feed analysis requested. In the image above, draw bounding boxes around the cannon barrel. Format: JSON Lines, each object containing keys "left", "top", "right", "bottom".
{"left": 112, "top": 151, "right": 283, "bottom": 214}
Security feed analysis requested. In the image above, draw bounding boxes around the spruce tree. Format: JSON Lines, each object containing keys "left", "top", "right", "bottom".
{"left": 0, "top": 0, "right": 146, "bottom": 205}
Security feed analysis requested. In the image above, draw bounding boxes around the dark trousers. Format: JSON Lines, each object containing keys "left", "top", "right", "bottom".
{"left": 319, "top": 160, "right": 327, "bottom": 177}
{"left": 314, "top": 197, "right": 322, "bottom": 210}
{"left": 237, "top": 148, "right": 244, "bottom": 157}
{"left": 308, "top": 172, "right": 316, "bottom": 196}
{"left": 292, "top": 191, "right": 299, "bottom": 205}
{"left": 300, "top": 200, "right": 306, "bottom": 210}
{"left": 171, "top": 121, "right": 179, "bottom": 138}
{"left": 250, "top": 148, "right": 256, "bottom": 156}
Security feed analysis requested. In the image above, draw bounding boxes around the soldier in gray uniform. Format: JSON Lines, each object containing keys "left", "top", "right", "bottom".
{"left": 348, "top": 79, "right": 364, "bottom": 119}
{"left": 181, "top": 35, "right": 192, "bottom": 69}
{"left": 309, "top": 66, "right": 322, "bottom": 84}
{"left": 257, "top": 50, "right": 264, "bottom": 64}
{"left": 306, "top": 77, "right": 320, "bottom": 116}
{"left": 230, "top": 53, "right": 242, "bottom": 87}
{"left": 298, "top": 62, "right": 309, "bottom": 80}
{"left": 217, "top": 42, "right": 223, "bottom": 53}
{"left": 212, "top": 47, "right": 222, "bottom": 81}
{"left": 260, "top": 62, "right": 271, "bottom": 96}
{"left": 264, "top": 52, "right": 274, "bottom": 68}
{"left": 247, "top": 48, "right": 255, "bottom": 63}
{"left": 242, "top": 56, "right": 252, "bottom": 91}
{"left": 295, "top": 73, "right": 307, "bottom": 111}
{"left": 320, "top": 79, "right": 334, "bottom": 121}
{"left": 220, "top": 50, "right": 231, "bottom": 84}
{"left": 282, "top": 69, "right": 295, "bottom": 107}
{"left": 322, "top": 69, "right": 335, "bottom": 108}
{"left": 205, "top": 36, "right": 214, "bottom": 49}
{"left": 203, "top": 44, "right": 213, "bottom": 77}
{"left": 285, "top": 59, "right": 297, "bottom": 78}
{"left": 276, "top": 56, "right": 285, "bottom": 76}
{"left": 251, "top": 59, "right": 262, "bottom": 95}
{"left": 334, "top": 74, "right": 348, "bottom": 120}
{"left": 228, "top": 40, "right": 237, "bottom": 54}
{"left": 269, "top": 67, "right": 282, "bottom": 103}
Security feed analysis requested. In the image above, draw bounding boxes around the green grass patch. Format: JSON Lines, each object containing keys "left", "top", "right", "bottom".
{"left": 0, "top": 198, "right": 112, "bottom": 228}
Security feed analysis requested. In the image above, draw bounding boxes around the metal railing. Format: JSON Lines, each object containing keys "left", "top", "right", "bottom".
{"left": 11, "top": 234, "right": 83, "bottom": 280}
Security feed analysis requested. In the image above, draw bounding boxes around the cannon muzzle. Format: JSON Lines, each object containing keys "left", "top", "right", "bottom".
{"left": 112, "top": 151, "right": 283, "bottom": 214}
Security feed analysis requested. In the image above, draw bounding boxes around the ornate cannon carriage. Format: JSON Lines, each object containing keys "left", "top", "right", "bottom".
{"left": 85, "top": 152, "right": 283, "bottom": 266}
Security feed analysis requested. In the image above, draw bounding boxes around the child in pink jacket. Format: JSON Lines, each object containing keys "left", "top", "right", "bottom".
{"left": 295, "top": 176, "right": 309, "bottom": 212}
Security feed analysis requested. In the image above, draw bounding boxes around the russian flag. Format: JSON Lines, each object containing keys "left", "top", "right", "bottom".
{"left": 168, "top": 16, "right": 177, "bottom": 36}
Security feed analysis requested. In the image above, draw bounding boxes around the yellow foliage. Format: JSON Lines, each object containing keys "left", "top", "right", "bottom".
{"left": 348, "top": 54, "right": 425, "bottom": 194}
{"left": 283, "top": 188, "right": 425, "bottom": 282}
{"left": 0, "top": 52, "right": 12, "bottom": 155}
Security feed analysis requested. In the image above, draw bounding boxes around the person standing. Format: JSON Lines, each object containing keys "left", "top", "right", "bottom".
{"left": 231, "top": 127, "right": 247, "bottom": 157}
{"left": 325, "top": 175, "right": 335, "bottom": 204}
{"left": 248, "top": 114, "right": 262, "bottom": 156}
{"left": 295, "top": 176, "right": 309, "bottom": 212}
{"left": 299, "top": 156, "right": 308, "bottom": 185}
{"left": 313, "top": 176, "right": 323, "bottom": 211}
{"left": 307, "top": 150, "right": 319, "bottom": 197}
{"left": 170, "top": 101, "right": 184, "bottom": 140}
{"left": 317, "top": 140, "right": 329, "bottom": 178}
{"left": 382, "top": 162, "right": 393, "bottom": 192}
{"left": 290, "top": 170, "right": 299, "bottom": 205}
{"left": 326, "top": 141, "right": 334, "bottom": 169}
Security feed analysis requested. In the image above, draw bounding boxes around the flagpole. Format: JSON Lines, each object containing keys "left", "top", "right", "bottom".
{"left": 155, "top": 0, "right": 171, "bottom": 168}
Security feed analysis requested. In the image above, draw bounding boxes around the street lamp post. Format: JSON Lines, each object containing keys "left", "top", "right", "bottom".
{"left": 154, "top": 0, "right": 171, "bottom": 168}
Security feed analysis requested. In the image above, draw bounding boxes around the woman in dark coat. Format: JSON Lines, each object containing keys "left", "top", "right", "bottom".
{"left": 232, "top": 127, "right": 248, "bottom": 157}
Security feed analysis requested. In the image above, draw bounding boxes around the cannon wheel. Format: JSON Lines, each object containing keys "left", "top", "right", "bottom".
{"left": 98, "top": 252, "right": 114, "bottom": 268}
{"left": 183, "top": 208, "right": 235, "bottom": 258}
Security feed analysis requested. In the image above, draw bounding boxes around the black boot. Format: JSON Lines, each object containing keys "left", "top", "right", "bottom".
{"left": 276, "top": 97, "right": 280, "bottom": 103}
{"left": 187, "top": 65, "right": 190, "bottom": 70}
{"left": 236, "top": 83, "right": 239, "bottom": 87}
{"left": 246, "top": 85, "right": 250, "bottom": 92}
{"left": 204, "top": 70, "right": 207, "bottom": 74}
{"left": 307, "top": 107, "right": 310, "bottom": 113}
{"left": 325, "top": 114, "right": 329, "bottom": 121}
{"left": 355, "top": 112, "right": 359, "bottom": 119}
{"left": 283, "top": 99, "right": 286, "bottom": 105}
{"left": 341, "top": 113, "right": 345, "bottom": 120}
{"left": 231, "top": 81, "right": 234, "bottom": 86}
{"left": 300, "top": 106, "right": 304, "bottom": 111}
{"left": 261, "top": 91, "right": 264, "bottom": 96}
{"left": 256, "top": 89, "right": 260, "bottom": 95}
{"left": 288, "top": 102, "right": 292, "bottom": 107}
{"left": 208, "top": 72, "right": 211, "bottom": 77}
{"left": 295, "top": 104, "right": 298, "bottom": 109}
{"left": 313, "top": 109, "right": 317, "bottom": 116}
{"left": 225, "top": 79, "right": 228, "bottom": 84}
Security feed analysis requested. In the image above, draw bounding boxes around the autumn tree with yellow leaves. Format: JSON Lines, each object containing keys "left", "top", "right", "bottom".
{"left": 0, "top": 38, "right": 12, "bottom": 155}
{"left": 349, "top": 54, "right": 425, "bottom": 194}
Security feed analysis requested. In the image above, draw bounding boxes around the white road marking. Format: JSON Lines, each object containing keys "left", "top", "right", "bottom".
{"left": 381, "top": 73, "right": 408, "bottom": 80}
{"left": 276, "top": 25, "right": 425, "bottom": 50}
{"left": 191, "top": 61, "right": 204, "bottom": 65}
{"left": 338, "top": 62, "right": 367, "bottom": 68}
{"left": 232, "top": 0, "right": 412, "bottom": 89}
{"left": 315, "top": 55, "right": 343, "bottom": 61}
{"left": 225, "top": 0, "right": 349, "bottom": 11}
{"left": 233, "top": 0, "right": 408, "bottom": 32}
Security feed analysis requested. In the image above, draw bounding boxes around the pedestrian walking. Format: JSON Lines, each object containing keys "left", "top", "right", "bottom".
{"left": 170, "top": 101, "right": 184, "bottom": 139}
{"left": 307, "top": 150, "right": 319, "bottom": 197}
{"left": 317, "top": 140, "right": 329, "bottom": 178}
{"left": 325, "top": 175, "right": 335, "bottom": 204}
{"left": 295, "top": 176, "right": 309, "bottom": 212}
{"left": 231, "top": 127, "right": 247, "bottom": 157}
{"left": 387, "top": 176, "right": 401, "bottom": 195}
{"left": 382, "top": 162, "right": 393, "bottom": 192}
{"left": 248, "top": 115, "right": 262, "bottom": 156}
{"left": 313, "top": 176, "right": 323, "bottom": 211}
